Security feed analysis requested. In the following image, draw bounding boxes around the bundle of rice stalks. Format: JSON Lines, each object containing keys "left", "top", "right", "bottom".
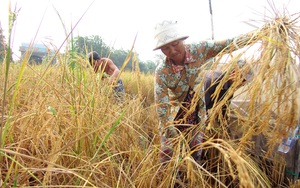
{"left": 163, "top": 6, "right": 299, "bottom": 187}
{"left": 197, "top": 11, "right": 300, "bottom": 187}
{"left": 239, "top": 18, "right": 299, "bottom": 151}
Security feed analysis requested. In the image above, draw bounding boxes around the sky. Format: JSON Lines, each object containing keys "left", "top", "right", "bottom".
{"left": 0, "top": 0, "right": 299, "bottom": 62}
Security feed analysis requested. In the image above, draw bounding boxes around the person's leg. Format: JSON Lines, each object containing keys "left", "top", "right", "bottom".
{"left": 113, "top": 79, "right": 125, "bottom": 102}
{"left": 114, "top": 79, "right": 125, "bottom": 93}
{"left": 189, "top": 130, "right": 204, "bottom": 163}
{"left": 204, "top": 71, "right": 233, "bottom": 119}
{"left": 160, "top": 135, "right": 174, "bottom": 163}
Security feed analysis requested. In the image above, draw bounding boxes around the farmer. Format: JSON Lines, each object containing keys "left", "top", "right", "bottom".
{"left": 153, "top": 20, "right": 256, "bottom": 163}
{"left": 88, "top": 51, "right": 125, "bottom": 99}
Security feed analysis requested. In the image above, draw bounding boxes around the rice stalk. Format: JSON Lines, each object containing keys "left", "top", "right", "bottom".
{"left": 0, "top": 1, "right": 19, "bottom": 149}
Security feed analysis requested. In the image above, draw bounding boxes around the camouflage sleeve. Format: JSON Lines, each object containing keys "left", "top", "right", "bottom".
{"left": 189, "top": 39, "right": 233, "bottom": 62}
{"left": 190, "top": 30, "right": 258, "bottom": 63}
{"left": 154, "top": 68, "right": 172, "bottom": 133}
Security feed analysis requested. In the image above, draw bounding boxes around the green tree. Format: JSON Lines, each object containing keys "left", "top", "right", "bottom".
{"left": 72, "top": 35, "right": 133, "bottom": 69}
{"left": 110, "top": 48, "right": 133, "bottom": 70}
{"left": 144, "top": 60, "right": 158, "bottom": 74}
{"left": 73, "top": 35, "right": 110, "bottom": 57}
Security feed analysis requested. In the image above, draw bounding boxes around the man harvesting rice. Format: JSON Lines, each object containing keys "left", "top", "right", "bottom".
{"left": 88, "top": 51, "right": 125, "bottom": 99}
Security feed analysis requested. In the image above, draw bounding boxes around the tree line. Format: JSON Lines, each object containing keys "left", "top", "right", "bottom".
{"left": 0, "top": 31, "right": 161, "bottom": 74}
{"left": 72, "top": 35, "right": 159, "bottom": 74}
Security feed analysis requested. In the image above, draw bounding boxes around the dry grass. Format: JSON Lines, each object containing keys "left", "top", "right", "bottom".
{"left": 0, "top": 61, "right": 160, "bottom": 187}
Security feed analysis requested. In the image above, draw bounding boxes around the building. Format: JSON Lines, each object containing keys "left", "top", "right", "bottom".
{"left": 19, "top": 43, "right": 56, "bottom": 64}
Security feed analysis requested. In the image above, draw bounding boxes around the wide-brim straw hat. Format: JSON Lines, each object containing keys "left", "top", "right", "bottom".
{"left": 153, "top": 20, "right": 189, "bottom": 51}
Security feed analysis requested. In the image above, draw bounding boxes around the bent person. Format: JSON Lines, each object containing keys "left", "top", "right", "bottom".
{"left": 88, "top": 51, "right": 125, "bottom": 100}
